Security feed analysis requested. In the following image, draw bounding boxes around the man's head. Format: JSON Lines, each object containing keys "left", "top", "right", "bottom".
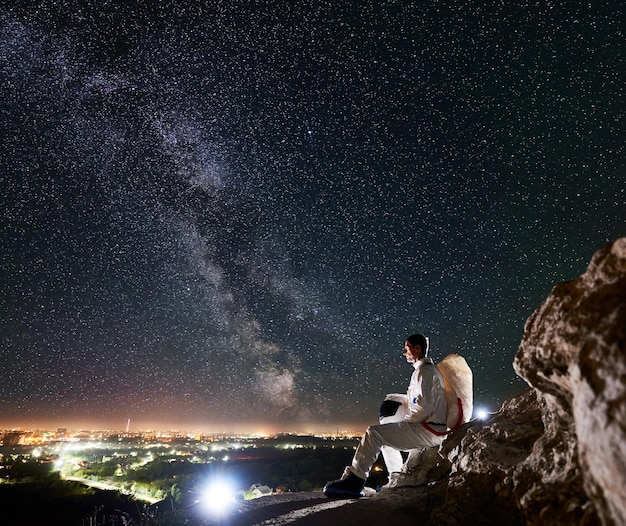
{"left": 403, "top": 333, "right": 429, "bottom": 362}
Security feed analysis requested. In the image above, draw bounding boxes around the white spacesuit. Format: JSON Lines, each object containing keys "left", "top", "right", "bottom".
{"left": 355, "top": 356, "right": 448, "bottom": 477}
{"left": 324, "top": 335, "right": 448, "bottom": 498}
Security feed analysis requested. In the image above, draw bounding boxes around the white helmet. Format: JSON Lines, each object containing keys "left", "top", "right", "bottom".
{"left": 379, "top": 398, "right": 409, "bottom": 424}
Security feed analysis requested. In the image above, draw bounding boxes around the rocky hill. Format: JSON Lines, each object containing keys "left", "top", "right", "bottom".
{"left": 279, "top": 238, "right": 625, "bottom": 526}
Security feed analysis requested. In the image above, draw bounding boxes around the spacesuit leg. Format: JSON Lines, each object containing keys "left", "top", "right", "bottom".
{"left": 380, "top": 445, "right": 404, "bottom": 474}
{"left": 350, "top": 421, "right": 442, "bottom": 480}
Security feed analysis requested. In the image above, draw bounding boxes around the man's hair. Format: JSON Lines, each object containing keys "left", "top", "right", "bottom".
{"left": 406, "top": 333, "right": 429, "bottom": 356}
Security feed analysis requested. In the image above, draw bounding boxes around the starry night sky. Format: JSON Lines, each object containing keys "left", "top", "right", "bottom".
{"left": 1, "top": 1, "right": 624, "bottom": 432}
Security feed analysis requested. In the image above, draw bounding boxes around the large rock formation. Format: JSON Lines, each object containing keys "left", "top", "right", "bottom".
{"left": 514, "top": 237, "right": 626, "bottom": 525}
{"left": 374, "top": 238, "right": 626, "bottom": 526}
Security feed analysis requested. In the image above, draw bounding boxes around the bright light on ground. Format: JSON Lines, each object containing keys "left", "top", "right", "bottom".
{"left": 475, "top": 407, "right": 490, "bottom": 420}
{"left": 198, "top": 480, "right": 237, "bottom": 515}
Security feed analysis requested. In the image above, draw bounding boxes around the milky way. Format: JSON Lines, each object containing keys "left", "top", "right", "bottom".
{"left": 1, "top": 1, "right": 624, "bottom": 431}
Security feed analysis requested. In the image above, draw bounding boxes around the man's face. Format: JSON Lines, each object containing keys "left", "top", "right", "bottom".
{"left": 403, "top": 342, "right": 422, "bottom": 363}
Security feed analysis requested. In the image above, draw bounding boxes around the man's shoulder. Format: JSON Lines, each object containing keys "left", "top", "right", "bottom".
{"left": 418, "top": 357, "right": 436, "bottom": 368}
{"left": 420, "top": 360, "right": 444, "bottom": 379}
{"left": 414, "top": 360, "right": 438, "bottom": 377}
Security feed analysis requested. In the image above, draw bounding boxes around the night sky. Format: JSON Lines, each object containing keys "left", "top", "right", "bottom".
{"left": 1, "top": 1, "right": 624, "bottom": 432}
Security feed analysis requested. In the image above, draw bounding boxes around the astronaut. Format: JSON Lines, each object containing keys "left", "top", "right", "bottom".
{"left": 323, "top": 333, "right": 448, "bottom": 497}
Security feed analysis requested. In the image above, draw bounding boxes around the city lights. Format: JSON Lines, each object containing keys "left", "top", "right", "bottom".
{"left": 0, "top": 426, "right": 364, "bottom": 500}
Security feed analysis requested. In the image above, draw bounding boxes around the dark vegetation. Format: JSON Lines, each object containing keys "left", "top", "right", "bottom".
{"left": 0, "top": 473, "right": 142, "bottom": 526}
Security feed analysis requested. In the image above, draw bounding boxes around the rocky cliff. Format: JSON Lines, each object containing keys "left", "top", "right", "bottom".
{"left": 369, "top": 238, "right": 626, "bottom": 526}
{"left": 513, "top": 237, "right": 626, "bottom": 525}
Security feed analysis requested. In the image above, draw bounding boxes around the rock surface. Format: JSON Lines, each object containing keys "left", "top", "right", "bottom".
{"left": 514, "top": 237, "right": 626, "bottom": 526}
{"left": 276, "top": 238, "right": 625, "bottom": 526}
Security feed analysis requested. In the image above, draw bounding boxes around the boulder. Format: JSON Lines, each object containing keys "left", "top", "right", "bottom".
{"left": 514, "top": 237, "right": 626, "bottom": 525}
{"left": 429, "top": 389, "right": 547, "bottom": 525}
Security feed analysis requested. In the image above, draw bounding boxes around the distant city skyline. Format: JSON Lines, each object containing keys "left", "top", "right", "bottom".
{"left": 0, "top": 425, "right": 363, "bottom": 443}
{"left": 0, "top": 419, "right": 366, "bottom": 436}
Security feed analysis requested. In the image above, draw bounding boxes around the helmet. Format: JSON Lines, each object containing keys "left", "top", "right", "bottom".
{"left": 379, "top": 399, "right": 409, "bottom": 424}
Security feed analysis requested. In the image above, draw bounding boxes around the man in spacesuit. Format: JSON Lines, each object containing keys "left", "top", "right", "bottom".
{"left": 323, "top": 333, "right": 448, "bottom": 497}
